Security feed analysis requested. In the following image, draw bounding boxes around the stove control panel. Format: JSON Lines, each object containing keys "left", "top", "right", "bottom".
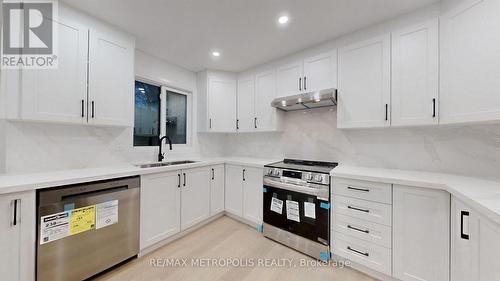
{"left": 264, "top": 168, "right": 329, "bottom": 185}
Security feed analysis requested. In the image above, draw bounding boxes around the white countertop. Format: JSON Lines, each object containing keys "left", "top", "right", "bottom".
{"left": 332, "top": 164, "right": 500, "bottom": 226}
{"left": 0, "top": 157, "right": 278, "bottom": 195}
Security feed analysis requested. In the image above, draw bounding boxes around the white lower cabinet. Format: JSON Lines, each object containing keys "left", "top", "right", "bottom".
{"left": 225, "top": 165, "right": 263, "bottom": 225}
{"left": 140, "top": 171, "right": 181, "bottom": 250}
{"left": 452, "top": 196, "right": 500, "bottom": 281}
{"left": 180, "top": 167, "right": 211, "bottom": 230}
{"left": 242, "top": 167, "right": 263, "bottom": 225}
{"left": 210, "top": 165, "right": 225, "bottom": 215}
{"left": 393, "top": 185, "right": 450, "bottom": 281}
{"left": 0, "top": 191, "right": 36, "bottom": 281}
{"left": 140, "top": 167, "right": 211, "bottom": 250}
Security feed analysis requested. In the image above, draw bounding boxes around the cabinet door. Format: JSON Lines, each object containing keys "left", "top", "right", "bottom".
{"left": 180, "top": 167, "right": 211, "bottom": 230}
{"left": 208, "top": 77, "right": 237, "bottom": 132}
{"left": 338, "top": 34, "right": 391, "bottom": 128}
{"left": 440, "top": 0, "right": 500, "bottom": 124}
{"left": 242, "top": 167, "right": 263, "bottom": 225}
{"left": 210, "top": 165, "right": 225, "bottom": 216}
{"left": 237, "top": 76, "right": 255, "bottom": 132}
{"left": 451, "top": 197, "right": 479, "bottom": 281}
{"left": 254, "top": 69, "right": 277, "bottom": 131}
{"left": 140, "top": 171, "right": 181, "bottom": 250}
{"left": 0, "top": 191, "right": 36, "bottom": 281}
{"left": 393, "top": 185, "right": 450, "bottom": 281}
{"left": 225, "top": 165, "right": 244, "bottom": 217}
{"left": 276, "top": 61, "right": 303, "bottom": 97}
{"left": 88, "top": 29, "right": 134, "bottom": 126}
{"left": 392, "top": 19, "right": 439, "bottom": 127}
{"left": 303, "top": 50, "right": 338, "bottom": 92}
{"left": 21, "top": 17, "right": 88, "bottom": 124}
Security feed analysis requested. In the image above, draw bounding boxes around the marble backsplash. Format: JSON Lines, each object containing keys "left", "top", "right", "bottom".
{"left": 224, "top": 107, "right": 500, "bottom": 180}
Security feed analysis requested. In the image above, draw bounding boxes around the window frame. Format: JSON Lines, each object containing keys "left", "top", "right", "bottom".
{"left": 133, "top": 76, "right": 192, "bottom": 150}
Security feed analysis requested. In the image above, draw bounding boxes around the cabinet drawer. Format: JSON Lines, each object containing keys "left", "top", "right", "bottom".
{"left": 333, "top": 213, "right": 391, "bottom": 248}
{"left": 334, "top": 195, "right": 392, "bottom": 226}
{"left": 333, "top": 232, "right": 392, "bottom": 276}
{"left": 333, "top": 178, "right": 392, "bottom": 204}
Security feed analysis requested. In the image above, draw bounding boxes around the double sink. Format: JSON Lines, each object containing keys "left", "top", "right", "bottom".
{"left": 136, "top": 160, "right": 198, "bottom": 169}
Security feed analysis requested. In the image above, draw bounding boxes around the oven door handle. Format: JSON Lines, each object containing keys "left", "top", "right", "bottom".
{"left": 263, "top": 178, "right": 329, "bottom": 200}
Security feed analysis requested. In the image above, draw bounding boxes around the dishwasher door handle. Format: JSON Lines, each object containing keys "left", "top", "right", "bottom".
{"left": 60, "top": 186, "right": 129, "bottom": 201}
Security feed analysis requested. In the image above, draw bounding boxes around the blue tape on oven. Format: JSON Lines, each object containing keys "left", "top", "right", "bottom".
{"left": 319, "top": 251, "right": 330, "bottom": 262}
{"left": 256, "top": 224, "right": 263, "bottom": 233}
{"left": 64, "top": 203, "right": 75, "bottom": 212}
{"left": 262, "top": 187, "right": 267, "bottom": 193}
{"left": 320, "top": 202, "right": 331, "bottom": 209}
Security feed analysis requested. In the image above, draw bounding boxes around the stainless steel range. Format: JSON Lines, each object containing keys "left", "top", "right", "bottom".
{"left": 262, "top": 159, "right": 338, "bottom": 261}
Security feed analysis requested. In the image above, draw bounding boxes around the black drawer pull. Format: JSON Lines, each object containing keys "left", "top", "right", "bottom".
{"left": 347, "top": 246, "right": 369, "bottom": 257}
{"left": 348, "top": 205, "right": 370, "bottom": 213}
{"left": 347, "top": 186, "right": 370, "bottom": 192}
{"left": 347, "top": 225, "right": 370, "bottom": 234}
{"left": 461, "top": 211, "right": 470, "bottom": 240}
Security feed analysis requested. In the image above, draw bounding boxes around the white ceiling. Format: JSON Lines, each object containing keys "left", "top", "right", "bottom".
{"left": 61, "top": 0, "right": 438, "bottom": 72}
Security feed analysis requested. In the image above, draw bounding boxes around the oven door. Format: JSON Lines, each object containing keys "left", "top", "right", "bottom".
{"left": 263, "top": 179, "right": 330, "bottom": 245}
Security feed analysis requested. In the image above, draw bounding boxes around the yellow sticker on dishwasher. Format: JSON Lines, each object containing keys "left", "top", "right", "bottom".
{"left": 69, "top": 205, "right": 96, "bottom": 235}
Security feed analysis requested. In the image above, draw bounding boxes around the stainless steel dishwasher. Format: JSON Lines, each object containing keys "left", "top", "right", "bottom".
{"left": 36, "top": 176, "right": 140, "bottom": 281}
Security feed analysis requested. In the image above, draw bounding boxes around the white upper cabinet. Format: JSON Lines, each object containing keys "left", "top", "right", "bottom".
{"left": 198, "top": 71, "right": 237, "bottom": 132}
{"left": 440, "top": 0, "right": 500, "bottom": 124}
{"left": 237, "top": 76, "right": 255, "bottom": 132}
{"left": 4, "top": 6, "right": 135, "bottom": 127}
{"left": 303, "top": 50, "right": 338, "bottom": 92}
{"left": 254, "top": 69, "right": 278, "bottom": 131}
{"left": 276, "top": 61, "right": 304, "bottom": 97}
{"left": 338, "top": 34, "right": 391, "bottom": 128}
{"left": 391, "top": 19, "right": 439, "bottom": 127}
{"left": 20, "top": 16, "right": 88, "bottom": 124}
{"left": 88, "top": 29, "right": 134, "bottom": 127}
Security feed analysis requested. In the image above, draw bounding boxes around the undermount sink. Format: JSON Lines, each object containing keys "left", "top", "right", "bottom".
{"left": 136, "top": 160, "right": 198, "bottom": 169}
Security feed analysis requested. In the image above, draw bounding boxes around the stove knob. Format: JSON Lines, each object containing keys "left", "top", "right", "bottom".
{"left": 314, "top": 174, "right": 324, "bottom": 182}
{"left": 273, "top": 169, "right": 280, "bottom": 176}
{"left": 306, "top": 173, "right": 313, "bottom": 181}
{"left": 267, "top": 169, "right": 273, "bottom": 175}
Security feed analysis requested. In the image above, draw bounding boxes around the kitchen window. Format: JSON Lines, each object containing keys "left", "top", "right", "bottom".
{"left": 134, "top": 80, "right": 190, "bottom": 146}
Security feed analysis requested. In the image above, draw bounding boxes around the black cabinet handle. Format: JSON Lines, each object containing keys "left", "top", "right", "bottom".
{"left": 347, "top": 225, "right": 370, "bottom": 234}
{"left": 347, "top": 246, "right": 369, "bottom": 257}
{"left": 12, "top": 199, "right": 19, "bottom": 226}
{"left": 304, "top": 76, "right": 307, "bottom": 90}
{"left": 91, "top": 101, "right": 95, "bottom": 118}
{"left": 178, "top": 174, "right": 181, "bottom": 188}
{"left": 212, "top": 168, "right": 215, "bottom": 180}
{"left": 299, "top": 77, "right": 302, "bottom": 91}
{"left": 183, "top": 173, "right": 186, "bottom": 187}
{"left": 243, "top": 169, "right": 246, "bottom": 181}
{"left": 81, "top": 99, "right": 85, "bottom": 118}
{"left": 209, "top": 118, "right": 212, "bottom": 129}
{"left": 461, "top": 211, "right": 470, "bottom": 240}
{"left": 432, "top": 98, "right": 436, "bottom": 118}
{"left": 347, "top": 186, "right": 370, "bottom": 192}
{"left": 348, "top": 205, "right": 370, "bottom": 213}
{"left": 236, "top": 119, "right": 239, "bottom": 130}
{"left": 385, "top": 104, "right": 388, "bottom": 121}
{"left": 254, "top": 118, "right": 257, "bottom": 129}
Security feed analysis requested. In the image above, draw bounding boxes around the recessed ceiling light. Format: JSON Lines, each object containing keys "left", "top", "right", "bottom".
{"left": 278, "top": 15, "right": 289, "bottom": 25}
{"left": 211, "top": 51, "right": 221, "bottom": 57}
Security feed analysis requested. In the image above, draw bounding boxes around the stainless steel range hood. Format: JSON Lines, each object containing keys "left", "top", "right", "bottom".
{"left": 271, "top": 88, "right": 337, "bottom": 111}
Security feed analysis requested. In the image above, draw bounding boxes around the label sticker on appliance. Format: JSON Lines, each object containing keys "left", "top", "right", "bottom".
{"left": 69, "top": 205, "right": 96, "bottom": 235}
{"left": 40, "top": 211, "right": 70, "bottom": 245}
{"left": 286, "top": 200, "right": 300, "bottom": 222}
{"left": 96, "top": 200, "right": 119, "bottom": 229}
{"left": 270, "top": 197, "right": 283, "bottom": 214}
{"left": 304, "top": 202, "right": 316, "bottom": 219}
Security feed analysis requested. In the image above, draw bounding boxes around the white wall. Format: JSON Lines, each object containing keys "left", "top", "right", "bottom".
{"left": 225, "top": 3, "right": 500, "bottom": 180}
